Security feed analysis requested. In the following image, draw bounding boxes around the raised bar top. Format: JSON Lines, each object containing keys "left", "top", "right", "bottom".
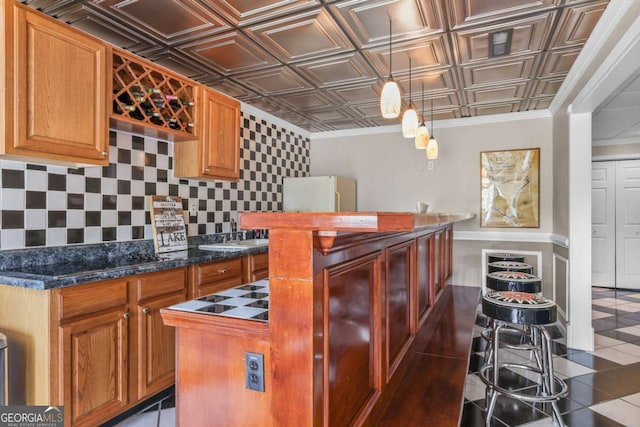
{"left": 239, "top": 211, "right": 474, "bottom": 232}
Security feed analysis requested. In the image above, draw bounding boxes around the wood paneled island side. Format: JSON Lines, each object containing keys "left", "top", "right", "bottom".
{"left": 161, "top": 212, "right": 472, "bottom": 427}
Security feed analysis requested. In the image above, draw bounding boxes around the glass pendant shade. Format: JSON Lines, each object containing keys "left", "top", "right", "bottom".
{"left": 414, "top": 123, "right": 429, "bottom": 149}
{"left": 426, "top": 136, "right": 438, "bottom": 159}
{"left": 381, "top": 79, "right": 401, "bottom": 118}
{"left": 401, "top": 106, "right": 419, "bottom": 138}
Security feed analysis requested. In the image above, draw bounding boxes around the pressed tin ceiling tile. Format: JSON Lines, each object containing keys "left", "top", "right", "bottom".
{"left": 465, "top": 82, "right": 529, "bottom": 104}
{"left": 454, "top": 12, "right": 556, "bottom": 64}
{"left": 29, "top": 0, "right": 611, "bottom": 130}
{"left": 203, "top": 0, "right": 322, "bottom": 27}
{"left": 178, "top": 31, "right": 280, "bottom": 75}
{"left": 329, "top": 0, "right": 446, "bottom": 48}
{"left": 446, "top": 0, "right": 560, "bottom": 29}
{"left": 530, "top": 77, "right": 565, "bottom": 97}
{"left": 89, "top": 0, "right": 231, "bottom": 43}
{"left": 537, "top": 47, "right": 582, "bottom": 78}
{"left": 293, "top": 52, "right": 377, "bottom": 88}
{"left": 244, "top": 8, "right": 355, "bottom": 63}
{"left": 547, "top": 1, "right": 609, "bottom": 50}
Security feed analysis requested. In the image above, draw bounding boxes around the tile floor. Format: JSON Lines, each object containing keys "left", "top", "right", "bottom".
{"left": 107, "top": 287, "right": 640, "bottom": 427}
{"left": 461, "top": 287, "right": 640, "bottom": 427}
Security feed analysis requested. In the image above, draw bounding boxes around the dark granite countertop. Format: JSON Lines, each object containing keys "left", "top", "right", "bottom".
{"left": 0, "top": 236, "right": 267, "bottom": 290}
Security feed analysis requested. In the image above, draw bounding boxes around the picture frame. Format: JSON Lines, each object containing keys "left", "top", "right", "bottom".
{"left": 480, "top": 148, "right": 540, "bottom": 228}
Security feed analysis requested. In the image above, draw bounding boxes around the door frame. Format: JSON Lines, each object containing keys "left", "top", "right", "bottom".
{"left": 561, "top": 2, "right": 640, "bottom": 350}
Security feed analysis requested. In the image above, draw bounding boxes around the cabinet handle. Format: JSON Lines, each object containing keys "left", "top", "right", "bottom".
{"left": 218, "top": 268, "right": 227, "bottom": 274}
{"left": 143, "top": 308, "right": 150, "bottom": 314}
{"left": 123, "top": 312, "right": 130, "bottom": 319}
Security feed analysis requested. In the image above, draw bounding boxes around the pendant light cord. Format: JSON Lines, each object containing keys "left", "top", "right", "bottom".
{"left": 430, "top": 99, "right": 434, "bottom": 137}
{"left": 408, "top": 57, "right": 412, "bottom": 106}
{"left": 421, "top": 82, "right": 425, "bottom": 124}
{"left": 388, "top": 18, "right": 393, "bottom": 78}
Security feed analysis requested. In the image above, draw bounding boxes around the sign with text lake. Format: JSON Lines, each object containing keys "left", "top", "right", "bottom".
{"left": 149, "top": 195, "right": 188, "bottom": 253}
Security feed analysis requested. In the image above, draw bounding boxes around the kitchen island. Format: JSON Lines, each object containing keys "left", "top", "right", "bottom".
{"left": 161, "top": 212, "right": 475, "bottom": 427}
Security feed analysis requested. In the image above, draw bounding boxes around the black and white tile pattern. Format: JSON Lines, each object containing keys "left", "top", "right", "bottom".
{"left": 0, "top": 112, "right": 309, "bottom": 250}
{"left": 171, "top": 280, "right": 269, "bottom": 322}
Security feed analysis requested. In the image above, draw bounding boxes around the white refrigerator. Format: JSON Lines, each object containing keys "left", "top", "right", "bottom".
{"left": 282, "top": 176, "right": 356, "bottom": 212}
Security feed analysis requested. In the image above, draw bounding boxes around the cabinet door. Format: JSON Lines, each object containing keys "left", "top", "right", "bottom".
{"left": 60, "top": 309, "right": 129, "bottom": 427}
{"left": 10, "top": 4, "right": 109, "bottom": 165}
{"left": 137, "top": 292, "right": 185, "bottom": 399}
{"left": 200, "top": 88, "right": 240, "bottom": 180}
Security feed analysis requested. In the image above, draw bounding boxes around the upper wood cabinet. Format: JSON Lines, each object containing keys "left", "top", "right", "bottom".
{"left": 1, "top": 1, "right": 109, "bottom": 166}
{"left": 174, "top": 87, "right": 241, "bottom": 181}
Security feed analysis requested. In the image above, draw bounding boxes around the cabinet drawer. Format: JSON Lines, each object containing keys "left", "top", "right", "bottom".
{"left": 252, "top": 252, "right": 269, "bottom": 272}
{"left": 56, "top": 279, "right": 128, "bottom": 320}
{"left": 198, "top": 258, "right": 242, "bottom": 284}
{"left": 137, "top": 268, "right": 187, "bottom": 301}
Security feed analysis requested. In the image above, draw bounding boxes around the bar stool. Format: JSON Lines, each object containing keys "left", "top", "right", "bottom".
{"left": 480, "top": 291, "right": 567, "bottom": 427}
{"left": 486, "top": 271, "right": 541, "bottom": 293}
{"left": 488, "top": 260, "right": 533, "bottom": 275}
{"left": 482, "top": 271, "right": 542, "bottom": 364}
{"left": 488, "top": 253, "right": 525, "bottom": 264}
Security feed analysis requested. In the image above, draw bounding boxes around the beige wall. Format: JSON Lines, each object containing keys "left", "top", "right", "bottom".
{"left": 311, "top": 115, "right": 553, "bottom": 233}
{"left": 311, "top": 115, "right": 555, "bottom": 289}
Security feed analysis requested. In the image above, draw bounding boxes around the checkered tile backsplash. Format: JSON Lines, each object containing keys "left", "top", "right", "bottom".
{"left": 0, "top": 112, "right": 310, "bottom": 249}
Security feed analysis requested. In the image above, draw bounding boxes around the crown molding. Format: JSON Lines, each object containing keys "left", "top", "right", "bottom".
{"left": 592, "top": 137, "right": 640, "bottom": 146}
{"left": 310, "top": 110, "right": 551, "bottom": 140}
{"left": 240, "top": 102, "right": 311, "bottom": 139}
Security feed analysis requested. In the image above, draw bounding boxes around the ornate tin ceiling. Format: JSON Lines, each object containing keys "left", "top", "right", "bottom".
{"left": 25, "top": 0, "right": 610, "bottom": 132}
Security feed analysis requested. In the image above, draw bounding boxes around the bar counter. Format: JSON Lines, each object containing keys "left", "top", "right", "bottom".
{"left": 161, "top": 212, "right": 473, "bottom": 427}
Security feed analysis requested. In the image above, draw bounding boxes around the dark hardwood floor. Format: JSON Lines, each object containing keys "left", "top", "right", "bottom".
{"left": 379, "top": 285, "right": 481, "bottom": 426}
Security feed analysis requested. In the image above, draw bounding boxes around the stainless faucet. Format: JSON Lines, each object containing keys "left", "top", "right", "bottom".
{"left": 230, "top": 218, "right": 238, "bottom": 241}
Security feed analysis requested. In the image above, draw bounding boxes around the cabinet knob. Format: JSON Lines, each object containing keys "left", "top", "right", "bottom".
{"left": 143, "top": 308, "right": 150, "bottom": 314}
{"left": 218, "top": 268, "right": 227, "bottom": 274}
{"left": 101, "top": 151, "right": 107, "bottom": 157}
{"left": 205, "top": 168, "right": 210, "bottom": 173}
{"left": 123, "top": 312, "right": 130, "bottom": 319}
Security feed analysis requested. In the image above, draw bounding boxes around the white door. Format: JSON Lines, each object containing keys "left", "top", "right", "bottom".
{"left": 592, "top": 162, "right": 616, "bottom": 287}
{"left": 616, "top": 160, "right": 640, "bottom": 289}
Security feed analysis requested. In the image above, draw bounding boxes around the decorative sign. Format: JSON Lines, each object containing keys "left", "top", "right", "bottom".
{"left": 149, "top": 195, "right": 188, "bottom": 253}
{"left": 480, "top": 148, "right": 540, "bottom": 228}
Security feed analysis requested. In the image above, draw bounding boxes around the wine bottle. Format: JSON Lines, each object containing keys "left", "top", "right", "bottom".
{"left": 149, "top": 111, "right": 164, "bottom": 126}
{"left": 124, "top": 105, "right": 144, "bottom": 121}
{"left": 167, "top": 118, "right": 181, "bottom": 130}
{"left": 130, "top": 85, "right": 145, "bottom": 97}
{"left": 134, "top": 96, "right": 153, "bottom": 110}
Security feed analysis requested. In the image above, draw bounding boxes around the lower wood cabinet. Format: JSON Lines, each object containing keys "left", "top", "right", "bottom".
{"left": 133, "top": 269, "right": 187, "bottom": 399}
{"left": 52, "top": 268, "right": 187, "bottom": 427}
{"left": 189, "top": 257, "right": 243, "bottom": 297}
{"left": 244, "top": 252, "right": 269, "bottom": 283}
{"left": 0, "top": 252, "right": 267, "bottom": 426}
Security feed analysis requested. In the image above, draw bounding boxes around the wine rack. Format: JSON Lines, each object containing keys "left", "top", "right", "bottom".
{"left": 111, "top": 49, "right": 197, "bottom": 140}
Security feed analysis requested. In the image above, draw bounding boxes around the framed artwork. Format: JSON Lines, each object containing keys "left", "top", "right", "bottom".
{"left": 480, "top": 148, "right": 540, "bottom": 228}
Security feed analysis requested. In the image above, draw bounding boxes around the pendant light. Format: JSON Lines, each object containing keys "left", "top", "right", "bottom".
{"left": 401, "top": 57, "right": 418, "bottom": 138}
{"left": 426, "top": 99, "right": 439, "bottom": 159}
{"left": 380, "top": 18, "right": 401, "bottom": 119}
{"left": 414, "top": 82, "right": 429, "bottom": 149}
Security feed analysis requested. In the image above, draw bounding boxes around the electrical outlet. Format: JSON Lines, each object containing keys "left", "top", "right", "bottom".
{"left": 427, "top": 161, "right": 434, "bottom": 171}
{"left": 245, "top": 352, "right": 265, "bottom": 392}
{"left": 189, "top": 203, "right": 197, "bottom": 216}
